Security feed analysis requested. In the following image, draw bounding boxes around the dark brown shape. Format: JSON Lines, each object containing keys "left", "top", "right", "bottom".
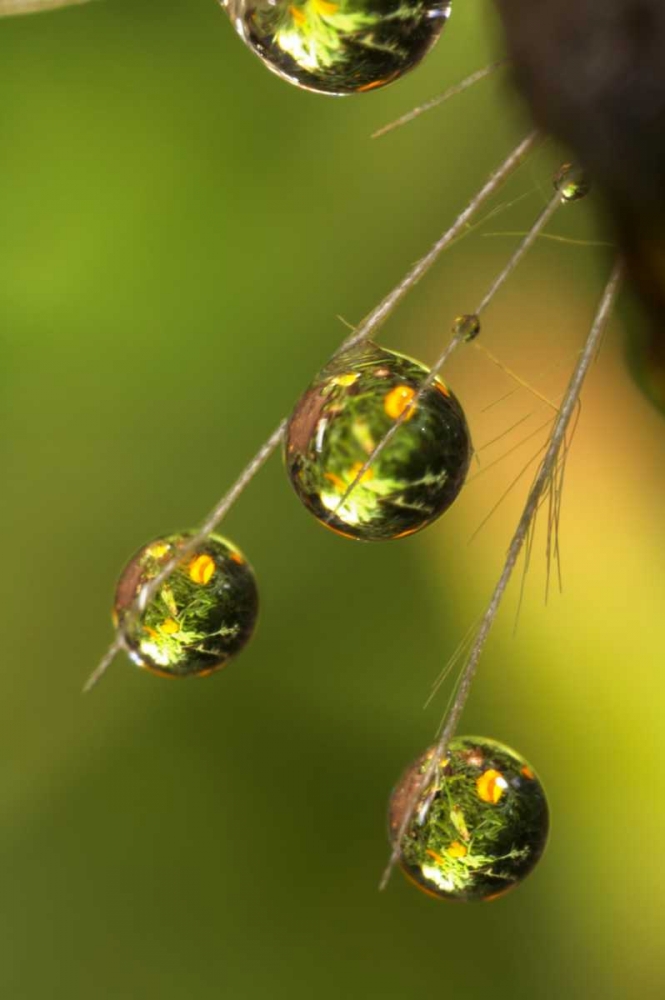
{"left": 494, "top": 0, "right": 665, "bottom": 388}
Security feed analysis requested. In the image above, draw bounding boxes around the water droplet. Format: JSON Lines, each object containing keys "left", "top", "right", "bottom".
{"left": 453, "top": 313, "right": 480, "bottom": 341}
{"left": 284, "top": 340, "right": 471, "bottom": 541}
{"left": 222, "top": 0, "right": 451, "bottom": 95}
{"left": 553, "top": 162, "right": 591, "bottom": 202}
{"left": 389, "top": 736, "right": 549, "bottom": 901}
{"left": 114, "top": 532, "right": 258, "bottom": 678}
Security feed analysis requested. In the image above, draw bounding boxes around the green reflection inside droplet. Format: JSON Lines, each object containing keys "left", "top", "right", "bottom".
{"left": 225, "top": 0, "right": 452, "bottom": 95}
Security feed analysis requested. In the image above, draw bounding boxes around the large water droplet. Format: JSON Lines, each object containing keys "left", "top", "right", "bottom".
{"left": 284, "top": 341, "right": 471, "bottom": 541}
{"left": 222, "top": 0, "right": 451, "bottom": 95}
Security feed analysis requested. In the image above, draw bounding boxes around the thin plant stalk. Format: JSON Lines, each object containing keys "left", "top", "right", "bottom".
{"left": 84, "top": 420, "right": 287, "bottom": 692}
{"left": 474, "top": 191, "right": 561, "bottom": 316}
{"left": 372, "top": 60, "right": 507, "bottom": 140}
{"left": 333, "top": 186, "right": 561, "bottom": 518}
{"left": 337, "top": 131, "right": 539, "bottom": 355}
{"left": 84, "top": 132, "right": 539, "bottom": 691}
{"left": 379, "top": 259, "right": 623, "bottom": 890}
{"left": 0, "top": 0, "right": 92, "bottom": 15}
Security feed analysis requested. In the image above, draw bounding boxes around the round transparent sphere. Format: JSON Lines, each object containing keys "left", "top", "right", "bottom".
{"left": 553, "top": 162, "right": 591, "bottom": 203}
{"left": 222, "top": 0, "right": 451, "bottom": 95}
{"left": 284, "top": 341, "right": 471, "bottom": 541}
{"left": 452, "top": 313, "right": 480, "bottom": 342}
{"left": 113, "top": 532, "right": 259, "bottom": 678}
{"left": 389, "top": 736, "right": 549, "bottom": 901}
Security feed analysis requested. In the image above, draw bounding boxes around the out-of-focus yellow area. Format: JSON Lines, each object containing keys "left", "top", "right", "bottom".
{"left": 1, "top": 1, "right": 664, "bottom": 998}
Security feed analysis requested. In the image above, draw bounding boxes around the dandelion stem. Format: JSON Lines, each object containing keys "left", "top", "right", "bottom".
{"left": 86, "top": 132, "right": 538, "bottom": 692}
{"left": 0, "top": 0, "right": 92, "bottom": 15}
{"left": 84, "top": 420, "right": 288, "bottom": 691}
{"left": 338, "top": 131, "right": 539, "bottom": 355}
{"left": 82, "top": 636, "right": 124, "bottom": 695}
{"left": 474, "top": 191, "right": 561, "bottom": 316}
{"left": 136, "top": 419, "right": 290, "bottom": 616}
{"left": 379, "top": 258, "right": 623, "bottom": 891}
{"left": 372, "top": 61, "right": 508, "bottom": 140}
{"left": 333, "top": 167, "right": 556, "bottom": 520}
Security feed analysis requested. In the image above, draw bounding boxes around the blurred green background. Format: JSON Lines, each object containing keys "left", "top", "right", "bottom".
{"left": 1, "top": 1, "right": 664, "bottom": 997}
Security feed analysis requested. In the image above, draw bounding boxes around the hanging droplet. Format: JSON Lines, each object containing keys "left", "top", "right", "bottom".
{"left": 389, "top": 736, "right": 549, "bottom": 901}
{"left": 221, "top": 0, "right": 451, "bottom": 96}
{"left": 553, "top": 162, "right": 591, "bottom": 203}
{"left": 284, "top": 341, "right": 471, "bottom": 541}
{"left": 113, "top": 532, "right": 259, "bottom": 678}
{"left": 452, "top": 313, "right": 480, "bottom": 342}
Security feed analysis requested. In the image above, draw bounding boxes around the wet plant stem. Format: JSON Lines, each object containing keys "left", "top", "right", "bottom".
{"left": 85, "top": 131, "right": 539, "bottom": 692}
{"left": 379, "top": 258, "right": 623, "bottom": 890}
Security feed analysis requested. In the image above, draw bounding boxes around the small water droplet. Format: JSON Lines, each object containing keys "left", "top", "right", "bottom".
{"left": 553, "top": 163, "right": 591, "bottom": 202}
{"left": 453, "top": 313, "right": 480, "bottom": 342}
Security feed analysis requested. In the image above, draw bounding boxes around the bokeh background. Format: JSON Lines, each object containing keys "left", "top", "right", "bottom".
{"left": 1, "top": 1, "right": 664, "bottom": 997}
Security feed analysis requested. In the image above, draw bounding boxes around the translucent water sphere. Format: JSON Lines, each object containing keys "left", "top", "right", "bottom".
{"left": 284, "top": 341, "right": 471, "bottom": 541}
{"left": 452, "top": 313, "right": 480, "bottom": 342}
{"left": 553, "top": 162, "right": 591, "bottom": 203}
{"left": 222, "top": 0, "right": 452, "bottom": 95}
{"left": 389, "top": 736, "right": 549, "bottom": 901}
{"left": 113, "top": 532, "right": 259, "bottom": 678}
